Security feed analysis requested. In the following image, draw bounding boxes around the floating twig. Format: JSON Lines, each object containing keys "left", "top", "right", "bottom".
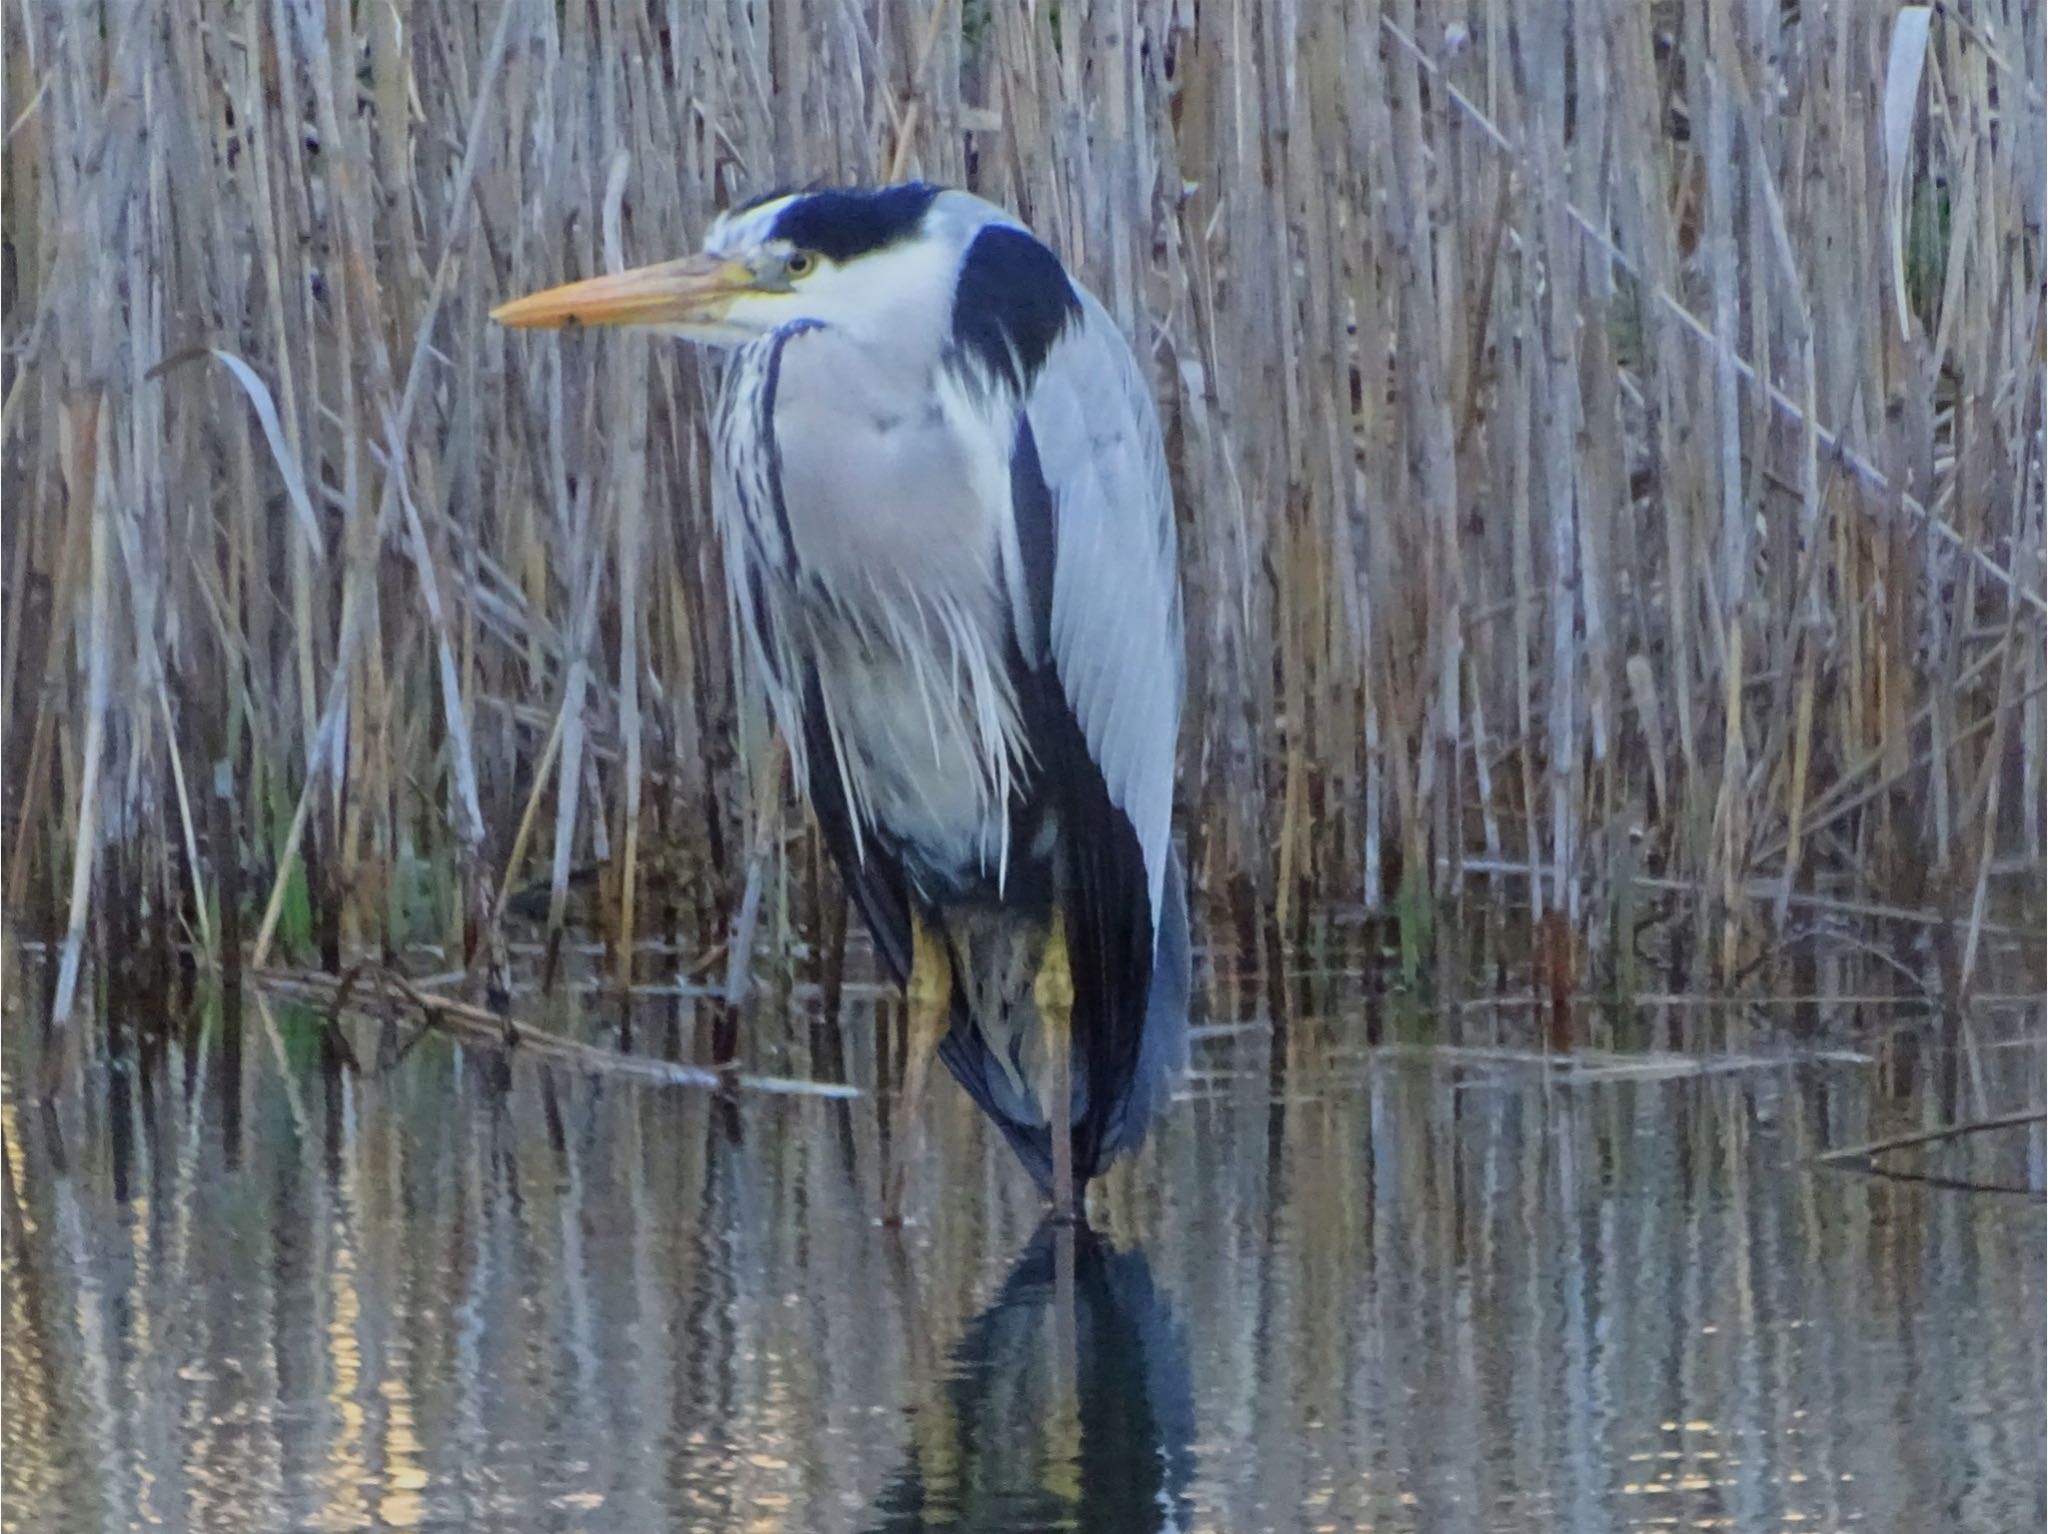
{"left": 1816, "top": 1108, "right": 2045, "bottom": 1166}
{"left": 1817, "top": 1109, "right": 2045, "bottom": 1199}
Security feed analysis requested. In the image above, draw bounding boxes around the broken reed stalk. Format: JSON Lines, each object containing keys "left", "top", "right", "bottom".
{"left": 255, "top": 965, "right": 860, "bottom": 1099}
{"left": 2, "top": 0, "right": 2041, "bottom": 1057}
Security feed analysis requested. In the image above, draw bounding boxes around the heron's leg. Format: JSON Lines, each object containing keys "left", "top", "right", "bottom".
{"left": 1033, "top": 914, "right": 1077, "bottom": 1223}
{"left": 884, "top": 911, "right": 951, "bottom": 1226}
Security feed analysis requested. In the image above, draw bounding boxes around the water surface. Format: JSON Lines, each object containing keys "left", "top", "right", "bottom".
{"left": 4, "top": 990, "right": 2042, "bottom": 1532}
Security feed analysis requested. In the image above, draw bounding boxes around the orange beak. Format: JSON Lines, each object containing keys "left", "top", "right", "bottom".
{"left": 490, "top": 253, "right": 757, "bottom": 330}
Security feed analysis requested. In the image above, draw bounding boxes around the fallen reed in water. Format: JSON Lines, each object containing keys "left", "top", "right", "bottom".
{"left": 2, "top": 1, "right": 2042, "bottom": 1045}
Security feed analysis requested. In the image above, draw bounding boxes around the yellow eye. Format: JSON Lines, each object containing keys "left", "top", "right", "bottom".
{"left": 786, "top": 250, "right": 816, "bottom": 277}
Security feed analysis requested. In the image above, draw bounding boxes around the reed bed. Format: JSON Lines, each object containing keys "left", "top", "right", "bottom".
{"left": 3, "top": 0, "right": 2042, "bottom": 1037}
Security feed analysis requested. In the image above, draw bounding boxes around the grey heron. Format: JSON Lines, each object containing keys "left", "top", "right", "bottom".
{"left": 494, "top": 184, "right": 1188, "bottom": 1222}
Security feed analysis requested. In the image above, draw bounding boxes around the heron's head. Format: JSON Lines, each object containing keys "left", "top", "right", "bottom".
{"left": 491, "top": 183, "right": 961, "bottom": 348}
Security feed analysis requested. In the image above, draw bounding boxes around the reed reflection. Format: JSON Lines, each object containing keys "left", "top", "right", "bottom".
{"left": 4, "top": 990, "right": 2040, "bottom": 1533}
{"left": 869, "top": 1225, "right": 1195, "bottom": 1533}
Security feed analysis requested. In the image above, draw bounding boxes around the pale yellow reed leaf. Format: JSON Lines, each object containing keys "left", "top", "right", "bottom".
{"left": 208, "top": 348, "right": 327, "bottom": 563}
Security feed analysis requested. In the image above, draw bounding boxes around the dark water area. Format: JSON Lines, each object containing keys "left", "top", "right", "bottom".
{"left": 4, "top": 975, "right": 2043, "bottom": 1533}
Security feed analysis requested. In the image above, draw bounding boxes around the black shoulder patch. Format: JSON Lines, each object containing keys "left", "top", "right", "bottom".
{"left": 768, "top": 183, "right": 941, "bottom": 263}
{"left": 951, "top": 226, "right": 1082, "bottom": 392}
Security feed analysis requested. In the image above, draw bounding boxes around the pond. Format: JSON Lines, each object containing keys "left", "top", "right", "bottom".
{"left": 4, "top": 980, "right": 2043, "bottom": 1533}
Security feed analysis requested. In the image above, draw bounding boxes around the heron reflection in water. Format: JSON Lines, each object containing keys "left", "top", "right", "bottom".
{"left": 495, "top": 184, "right": 1189, "bottom": 1223}
{"left": 867, "top": 1225, "right": 1195, "bottom": 1532}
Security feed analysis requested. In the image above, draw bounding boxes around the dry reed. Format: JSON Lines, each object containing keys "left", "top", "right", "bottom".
{"left": 2, "top": 0, "right": 2042, "bottom": 1034}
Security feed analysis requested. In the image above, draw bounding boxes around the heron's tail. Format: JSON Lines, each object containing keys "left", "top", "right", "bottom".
{"left": 1093, "top": 847, "right": 1191, "bottom": 1166}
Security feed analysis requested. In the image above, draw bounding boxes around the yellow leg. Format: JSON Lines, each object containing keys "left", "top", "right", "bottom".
{"left": 884, "top": 911, "right": 951, "bottom": 1225}
{"left": 1033, "top": 915, "right": 1077, "bottom": 1223}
